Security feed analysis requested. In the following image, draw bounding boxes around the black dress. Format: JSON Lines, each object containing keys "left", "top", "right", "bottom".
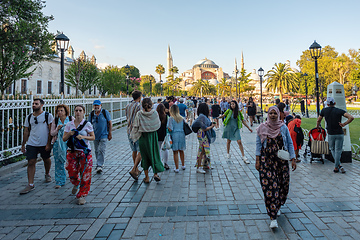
{"left": 247, "top": 102, "right": 256, "bottom": 116}
{"left": 157, "top": 117, "right": 168, "bottom": 141}
{"left": 211, "top": 104, "right": 221, "bottom": 118}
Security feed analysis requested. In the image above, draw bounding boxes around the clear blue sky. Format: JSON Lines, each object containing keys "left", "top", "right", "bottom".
{"left": 43, "top": 0, "right": 360, "bottom": 81}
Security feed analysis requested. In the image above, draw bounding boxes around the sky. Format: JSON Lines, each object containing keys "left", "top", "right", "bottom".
{"left": 43, "top": 0, "right": 360, "bottom": 81}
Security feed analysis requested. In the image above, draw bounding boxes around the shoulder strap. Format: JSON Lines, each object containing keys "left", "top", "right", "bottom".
{"left": 77, "top": 120, "right": 88, "bottom": 132}
{"left": 27, "top": 114, "right": 32, "bottom": 131}
{"left": 102, "top": 109, "right": 108, "bottom": 123}
{"left": 55, "top": 117, "right": 59, "bottom": 126}
{"left": 90, "top": 110, "right": 95, "bottom": 123}
{"left": 69, "top": 116, "right": 73, "bottom": 121}
{"left": 45, "top": 112, "right": 49, "bottom": 125}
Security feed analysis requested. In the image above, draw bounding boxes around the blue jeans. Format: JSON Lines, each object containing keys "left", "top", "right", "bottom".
{"left": 328, "top": 134, "right": 344, "bottom": 169}
{"left": 94, "top": 139, "right": 107, "bottom": 167}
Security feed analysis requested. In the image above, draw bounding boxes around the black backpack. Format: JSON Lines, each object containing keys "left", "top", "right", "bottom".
{"left": 294, "top": 125, "right": 304, "bottom": 147}
{"left": 27, "top": 112, "right": 50, "bottom": 132}
{"left": 66, "top": 120, "right": 88, "bottom": 152}
{"left": 90, "top": 109, "right": 109, "bottom": 130}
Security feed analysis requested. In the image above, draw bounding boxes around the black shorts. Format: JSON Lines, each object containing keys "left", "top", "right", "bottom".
{"left": 26, "top": 145, "right": 51, "bottom": 160}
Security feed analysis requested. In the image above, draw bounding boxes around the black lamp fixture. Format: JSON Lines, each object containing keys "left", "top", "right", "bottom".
{"left": 258, "top": 67, "right": 264, "bottom": 118}
{"left": 149, "top": 74, "right": 153, "bottom": 97}
{"left": 55, "top": 33, "right": 70, "bottom": 95}
{"left": 309, "top": 40, "right": 322, "bottom": 116}
{"left": 124, "top": 64, "right": 130, "bottom": 96}
{"left": 303, "top": 73, "right": 309, "bottom": 118}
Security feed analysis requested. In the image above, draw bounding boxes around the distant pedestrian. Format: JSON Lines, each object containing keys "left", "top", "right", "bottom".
{"left": 63, "top": 105, "right": 95, "bottom": 205}
{"left": 131, "top": 98, "right": 163, "bottom": 183}
{"left": 156, "top": 103, "right": 170, "bottom": 170}
{"left": 153, "top": 98, "right": 162, "bottom": 110}
{"left": 51, "top": 104, "right": 72, "bottom": 189}
{"left": 255, "top": 106, "right": 296, "bottom": 229}
{"left": 20, "top": 98, "right": 54, "bottom": 195}
{"left": 247, "top": 97, "right": 256, "bottom": 127}
{"left": 177, "top": 98, "right": 188, "bottom": 118}
{"left": 186, "top": 97, "right": 195, "bottom": 126}
{"left": 220, "top": 97, "right": 229, "bottom": 115}
{"left": 211, "top": 100, "right": 221, "bottom": 129}
{"left": 316, "top": 97, "right": 354, "bottom": 173}
{"left": 191, "top": 103, "right": 216, "bottom": 174}
{"left": 89, "top": 100, "right": 112, "bottom": 174}
{"left": 218, "top": 100, "right": 253, "bottom": 164}
{"left": 168, "top": 105, "right": 186, "bottom": 172}
{"left": 126, "top": 90, "right": 143, "bottom": 180}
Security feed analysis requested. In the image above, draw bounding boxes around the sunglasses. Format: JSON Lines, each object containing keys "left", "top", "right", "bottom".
{"left": 34, "top": 116, "right": 46, "bottom": 124}
{"left": 95, "top": 116, "right": 99, "bottom": 123}
{"left": 75, "top": 109, "right": 83, "bottom": 112}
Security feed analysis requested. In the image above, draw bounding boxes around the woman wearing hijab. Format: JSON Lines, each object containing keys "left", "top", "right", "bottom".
{"left": 131, "top": 98, "right": 164, "bottom": 183}
{"left": 255, "top": 106, "right": 296, "bottom": 229}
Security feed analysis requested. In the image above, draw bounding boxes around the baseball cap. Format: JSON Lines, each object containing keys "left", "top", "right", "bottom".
{"left": 93, "top": 100, "right": 101, "bottom": 105}
{"left": 326, "top": 97, "right": 335, "bottom": 105}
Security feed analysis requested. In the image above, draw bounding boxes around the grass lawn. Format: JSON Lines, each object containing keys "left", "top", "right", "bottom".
{"left": 301, "top": 118, "right": 360, "bottom": 146}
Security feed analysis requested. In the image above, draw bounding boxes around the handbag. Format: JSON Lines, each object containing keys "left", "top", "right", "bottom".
{"left": 162, "top": 131, "right": 172, "bottom": 150}
{"left": 183, "top": 120, "right": 192, "bottom": 135}
{"left": 310, "top": 130, "right": 329, "bottom": 155}
{"left": 276, "top": 139, "right": 290, "bottom": 161}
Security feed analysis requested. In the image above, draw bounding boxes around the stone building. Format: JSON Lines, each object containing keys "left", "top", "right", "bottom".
{"left": 6, "top": 46, "right": 98, "bottom": 96}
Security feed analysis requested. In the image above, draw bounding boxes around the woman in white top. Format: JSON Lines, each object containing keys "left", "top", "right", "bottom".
{"left": 63, "top": 105, "right": 95, "bottom": 205}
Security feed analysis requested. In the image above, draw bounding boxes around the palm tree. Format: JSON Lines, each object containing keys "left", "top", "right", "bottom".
{"left": 265, "top": 63, "right": 298, "bottom": 101}
{"left": 217, "top": 78, "right": 230, "bottom": 96}
{"left": 155, "top": 64, "right": 165, "bottom": 95}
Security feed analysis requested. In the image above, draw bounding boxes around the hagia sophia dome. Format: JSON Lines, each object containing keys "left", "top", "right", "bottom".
{"left": 193, "top": 58, "right": 219, "bottom": 68}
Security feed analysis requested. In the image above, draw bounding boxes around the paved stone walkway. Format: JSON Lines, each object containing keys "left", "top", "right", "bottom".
{"left": 1, "top": 123, "right": 360, "bottom": 240}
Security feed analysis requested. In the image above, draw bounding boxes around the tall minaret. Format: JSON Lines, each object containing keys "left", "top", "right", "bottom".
{"left": 167, "top": 45, "right": 173, "bottom": 78}
{"left": 234, "top": 58, "right": 239, "bottom": 74}
{"left": 241, "top": 51, "right": 244, "bottom": 70}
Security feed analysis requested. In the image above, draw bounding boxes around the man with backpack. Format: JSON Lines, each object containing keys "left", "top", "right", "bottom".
{"left": 20, "top": 98, "right": 54, "bottom": 194}
{"left": 88, "top": 100, "right": 112, "bottom": 174}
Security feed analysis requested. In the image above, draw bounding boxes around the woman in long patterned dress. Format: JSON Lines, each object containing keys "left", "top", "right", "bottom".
{"left": 51, "top": 104, "right": 71, "bottom": 189}
{"left": 255, "top": 106, "right": 296, "bottom": 229}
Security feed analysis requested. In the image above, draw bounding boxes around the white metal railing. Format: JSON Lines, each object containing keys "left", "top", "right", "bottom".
{"left": 0, "top": 94, "right": 132, "bottom": 161}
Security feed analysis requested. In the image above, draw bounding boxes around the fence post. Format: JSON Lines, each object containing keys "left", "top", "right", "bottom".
{"left": 110, "top": 94, "right": 114, "bottom": 120}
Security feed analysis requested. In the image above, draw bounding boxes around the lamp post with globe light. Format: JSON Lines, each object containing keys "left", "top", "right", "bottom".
{"left": 124, "top": 64, "right": 130, "bottom": 96}
{"left": 309, "top": 40, "right": 322, "bottom": 116}
{"left": 303, "top": 73, "right": 309, "bottom": 118}
{"left": 55, "top": 33, "right": 70, "bottom": 95}
{"left": 258, "top": 67, "right": 264, "bottom": 117}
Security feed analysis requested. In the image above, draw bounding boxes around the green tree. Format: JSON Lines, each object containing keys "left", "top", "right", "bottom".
{"left": 265, "top": 63, "right": 298, "bottom": 101}
{"left": 189, "top": 79, "right": 216, "bottom": 96}
{"left": 155, "top": 64, "right": 165, "bottom": 85}
{"left": 65, "top": 58, "right": 99, "bottom": 96}
{"left": 140, "top": 75, "right": 155, "bottom": 96}
{"left": 153, "top": 83, "right": 162, "bottom": 96}
{"left": 217, "top": 78, "right": 230, "bottom": 96}
{"left": 97, "top": 65, "right": 125, "bottom": 95}
{"left": 238, "top": 69, "right": 252, "bottom": 97}
{"left": 0, "top": 0, "right": 54, "bottom": 94}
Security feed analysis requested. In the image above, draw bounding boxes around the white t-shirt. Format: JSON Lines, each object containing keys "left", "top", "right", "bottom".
{"left": 24, "top": 112, "right": 54, "bottom": 147}
{"left": 64, "top": 119, "right": 94, "bottom": 151}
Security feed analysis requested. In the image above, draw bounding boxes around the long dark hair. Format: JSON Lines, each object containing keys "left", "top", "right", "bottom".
{"left": 197, "top": 103, "right": 209, "bottom": 117}
{"left": 156, "top": 103, "right": 167, "bottom": 124}
{"left": 230, "top": 100, "right": 239, "bottom": 119}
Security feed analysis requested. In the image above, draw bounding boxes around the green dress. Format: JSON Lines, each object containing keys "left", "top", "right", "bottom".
{"left": 139, "top": 131, "right": 164, "bottom": 174}
{"left": 222, "top": 114, "right": 241, "bottom": 141}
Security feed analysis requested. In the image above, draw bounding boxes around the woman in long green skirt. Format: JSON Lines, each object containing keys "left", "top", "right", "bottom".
{"left": 131, "top": 98, "right": 164, "bottom": 183}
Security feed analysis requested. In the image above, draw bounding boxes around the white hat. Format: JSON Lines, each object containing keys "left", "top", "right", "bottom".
{"left": 327, "top": 97, "right": 335, "bottom": 105}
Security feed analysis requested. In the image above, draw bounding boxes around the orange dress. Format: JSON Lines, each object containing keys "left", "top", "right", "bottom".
{"left": 288, "top": 119, "right": 302, "bottom": 150}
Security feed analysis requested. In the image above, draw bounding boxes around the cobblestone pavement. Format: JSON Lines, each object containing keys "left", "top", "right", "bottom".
{"left": 1, "top": 123, "right": 360, "bottom": 240}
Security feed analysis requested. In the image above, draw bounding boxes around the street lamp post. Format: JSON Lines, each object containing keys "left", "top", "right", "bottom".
{"left": 258, "top": 67, "right": 264, "bottom": 119}
{"left": 124, "top": 64, "right": 130, "bottom": 96}
{"left": 160, "top": 79, "right": 163, "bottom": 96}
{"left": 55, "top": 33, "right": 70, "bottom": 95}
{"left": 303, "top": 73, "right": 309, "bottom": 118}
{"left": 309, "top": 40, "right": 322, "bottom": 117}
{"left": 234, "top": 68, "right": 239, "bottom": 99}
{"left": 149, "top": 75, "right": 153, "bottom": 96}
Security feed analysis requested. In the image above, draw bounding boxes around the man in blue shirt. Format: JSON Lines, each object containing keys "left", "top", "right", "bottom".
{"left": 177, "top": 98, "right": 188, "bottom": 118}
{"left": 89, "top": 100, "right": 112, "bottom": 173}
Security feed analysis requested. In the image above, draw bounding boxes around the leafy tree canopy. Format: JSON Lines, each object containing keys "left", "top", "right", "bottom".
{"left": 0, "top": 0, "right": 55, "bottom": 94}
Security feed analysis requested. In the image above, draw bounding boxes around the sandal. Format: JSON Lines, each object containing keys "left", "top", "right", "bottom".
{"left": 143, "top": 178, "right": 150, "bottom": 183}
{"left": 129, "top": 171, "right": 138, "bottom": 181}
{"left": 154, "top": 175, "right": 161, "bottom": 182}
{"left": 296, "top": 159, "right": 301, "bottom": 163}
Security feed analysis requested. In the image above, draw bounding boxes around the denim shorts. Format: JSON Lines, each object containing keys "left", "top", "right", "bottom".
{"left": 26, "top": 145, "right": 51, "bottom": 160}
{"left": 128, "top": 134, "right": 140, "bottom": 152}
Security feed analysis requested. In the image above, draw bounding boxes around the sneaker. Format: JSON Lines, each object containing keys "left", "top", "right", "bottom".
{"left": 242, "top": 156, "right": 250, "bottom": 164}
{"left": 277, "top": 209, "right": 281, "bottom": 216}
{"left": 181, "top": 165, "right": 186, "bottom": 170}
{"left": 55, "top": 185, "right": 61, "bottom": 189}
{"left": 78, "top": 197, "right": 86, "bottom": 205}
{"left": 270, "top": 219, "right": 278, "bottom": 229}
{"left": 96, "top": 167, "right": 103, "bottom": 174}
{"left": 227, "top": 154, "right": 230, "bottom": 159}
{"left": 197, "top": 168, "right": 206, "bottom": 174}
{"left": 72, "top": 185, "right": 78, "bottom": 195}
{"left": 339, "top": 166, "right": 346, "bottom": 173}
{"left": 45, "top": 174, "right": 52, "bottom": 183}
{"left": 333, "top": 167, "right": 339, "bottom": 173}
{"left": 164, "top": 163, "right": 170, "bottom": 170}
{"left": 174, "top": 168, "right": 179, "bottom": 173}
{"left": 19, "top": 185, "right": 35, "bottom": 195}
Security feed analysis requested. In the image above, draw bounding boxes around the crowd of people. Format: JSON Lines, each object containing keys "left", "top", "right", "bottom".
{"left": 19, "top": 93, "right": 354, "bottom": 229}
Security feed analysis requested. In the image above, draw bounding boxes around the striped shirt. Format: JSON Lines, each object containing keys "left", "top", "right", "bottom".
{"left": 125, "top": 101, "right": 141, "bottom": 135}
